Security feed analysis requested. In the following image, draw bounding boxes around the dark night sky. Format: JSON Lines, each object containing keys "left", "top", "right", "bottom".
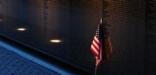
{"left": 0, "top": 0, "right": 149, "bottom": 75}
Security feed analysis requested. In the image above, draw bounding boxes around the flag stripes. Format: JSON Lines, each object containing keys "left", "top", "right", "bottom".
{"left": 91, "top": 25, "right": 102, "bottom": 66}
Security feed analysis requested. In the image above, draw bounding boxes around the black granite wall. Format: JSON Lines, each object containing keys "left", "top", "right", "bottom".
{"left": 0, "top": 0, "right": 146, "bottom": 75}
{"left": 146, "top": 0, "right": 156, "bottom": 75}
{"left": 106, "top": 0, "right": 145, "bottom": 75}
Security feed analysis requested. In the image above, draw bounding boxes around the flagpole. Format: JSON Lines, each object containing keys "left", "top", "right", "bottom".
{"left": 94, "top": 65, "right": 97, "bottom": 75}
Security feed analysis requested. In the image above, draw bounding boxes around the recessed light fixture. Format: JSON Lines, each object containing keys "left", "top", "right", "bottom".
{"left": 17, "top": 27, "right": 27, "bottom": 32}
{"left": 49, "top": 39, "right": 62, "bottom": 43}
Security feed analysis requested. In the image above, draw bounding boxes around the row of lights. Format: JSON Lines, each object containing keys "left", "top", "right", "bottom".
{"left": 0, "top": 4, "right": 61, "bottom": 44}
{"left": 16, "top": 27, "right": 62, "bottom": 44}
{"left": 0, "top": 18, "right": 62, "bottom": 44}
{"left": 0, "top": 19, "right": 62, "bottom": 44}
{"left": 0, "top": 1, "right": 62, "bottom": 44}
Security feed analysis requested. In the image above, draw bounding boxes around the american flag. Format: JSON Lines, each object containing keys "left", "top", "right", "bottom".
{"left": 91, "top": 19, "right": 112, "bottom": 67}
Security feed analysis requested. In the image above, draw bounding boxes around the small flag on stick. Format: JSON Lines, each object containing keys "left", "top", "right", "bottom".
{"left": 90, "top": 19, "right": 112, "bottom": 74}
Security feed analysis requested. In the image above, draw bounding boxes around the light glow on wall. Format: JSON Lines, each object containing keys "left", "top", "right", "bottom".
{"left": 49, "top": 39, "right": 62, "bottom": 43}
{"left": 16, "top": 27, "right": 27, "bottom": 32}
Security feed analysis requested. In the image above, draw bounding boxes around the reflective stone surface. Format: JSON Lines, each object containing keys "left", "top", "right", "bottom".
{"left": 0, "top": 0, "right": 146, "bottom": 75}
